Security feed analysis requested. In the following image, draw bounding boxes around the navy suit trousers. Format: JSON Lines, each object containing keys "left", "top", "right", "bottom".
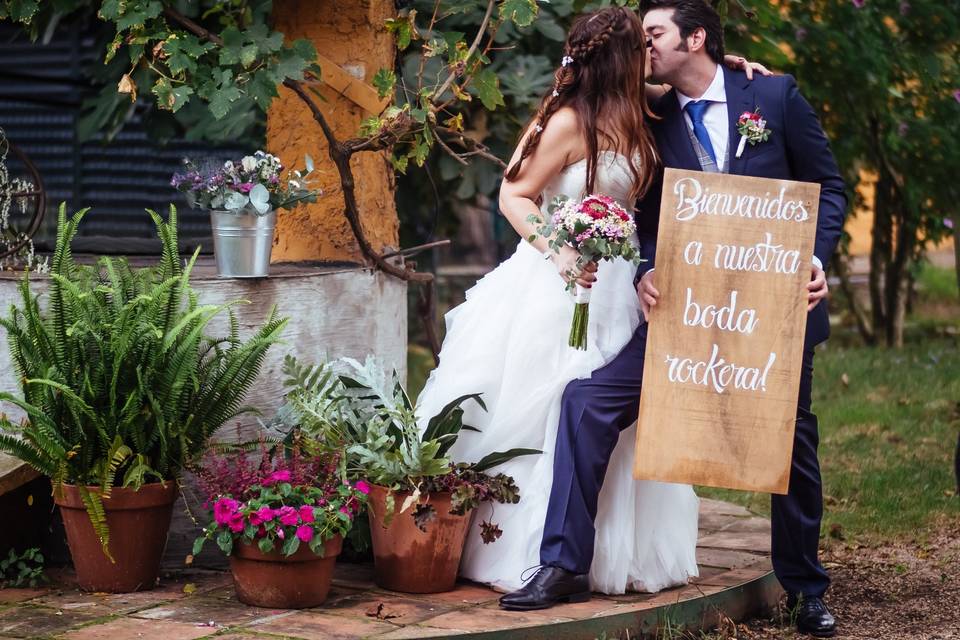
{"left": 539, "top": 322, "right": 830, "bottom": 599}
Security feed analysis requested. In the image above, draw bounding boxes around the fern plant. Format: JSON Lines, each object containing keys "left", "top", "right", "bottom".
{"left": 0, "top": 203, "right": 288, "bottom": 558}
{"left": 282, "top": 355, "right": 539, "bottom": 538}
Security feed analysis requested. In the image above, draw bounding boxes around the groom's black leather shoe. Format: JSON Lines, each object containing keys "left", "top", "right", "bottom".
{"left": 498, "top": 566, "right": 590, "bottom": 611}
{"left": 788, "top": 595, "right": 837, "bottom": 638}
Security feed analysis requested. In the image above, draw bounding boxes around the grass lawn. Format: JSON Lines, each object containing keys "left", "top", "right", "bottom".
{"left": 697, "top": 336, "right": 960, "bottom": 543}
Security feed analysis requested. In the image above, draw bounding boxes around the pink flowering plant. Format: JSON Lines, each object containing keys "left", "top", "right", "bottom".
{"left": 528, "top": 193, "right": 642, "bottom": 350}
{"left": 191, "top": 443, "right": 369, "bottom": 558}
{"left": 171, "top": 150, "right": 319, "bottom": 215}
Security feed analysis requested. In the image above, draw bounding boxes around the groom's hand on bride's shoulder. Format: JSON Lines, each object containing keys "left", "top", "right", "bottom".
{"left": 807, "top": 263, "right": 828, "bottom": 311}
{"left": 638, "top": 270, "right": 660, "bottom": 321}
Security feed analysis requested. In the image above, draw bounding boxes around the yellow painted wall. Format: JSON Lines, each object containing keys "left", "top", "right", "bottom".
{"left": 267, "top": 0, "right": 399, "bottom": 263}
{"left": 846, "top": 170, "right": 954, "bottom": 256}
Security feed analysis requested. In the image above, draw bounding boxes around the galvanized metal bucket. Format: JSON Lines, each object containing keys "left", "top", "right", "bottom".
{"left": 209, "top": 209, "right": 276, "bottom": 278}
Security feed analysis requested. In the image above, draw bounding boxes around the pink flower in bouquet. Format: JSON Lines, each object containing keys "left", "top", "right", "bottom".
{"left": 355, "top": 480, "right": 371, "bottom": 495}
{"left": 277, "top": 505, "right": 299, "bottom": 526}
{"left": 277, "top": 527, "right": 285, "bottom": 540}
{"left": 339, "top": 506, "right": 353, "bottom": 518}
{"left": 237, "top": 182, "right": 254, "bottom": 194}
{"left": 296, "top": 525, "right": 314, "bottom": 543}
{"left": 298, "top": 505, "right": 315, "bottom": 523}
{"left": 213, "top": 498, "right": 239, "bottom": 525}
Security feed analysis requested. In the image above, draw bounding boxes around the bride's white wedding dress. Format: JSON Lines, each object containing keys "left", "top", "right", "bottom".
{"left": 415, "top": 151, "right": 700, "bottom": 594}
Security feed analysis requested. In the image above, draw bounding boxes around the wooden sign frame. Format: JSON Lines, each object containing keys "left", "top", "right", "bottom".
{"left": 633, "top": 168, "right": 820, "bottom": 494}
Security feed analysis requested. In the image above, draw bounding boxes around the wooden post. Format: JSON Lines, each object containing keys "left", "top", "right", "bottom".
{"left": 267, "top": 0, "right": 398, "bottom": 263}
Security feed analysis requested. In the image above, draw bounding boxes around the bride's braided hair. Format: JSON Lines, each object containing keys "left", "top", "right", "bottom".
{"left": 503, "top": 7, "right": 660, "bottom": 201}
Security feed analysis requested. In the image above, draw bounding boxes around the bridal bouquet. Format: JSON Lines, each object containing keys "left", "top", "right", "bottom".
{"left": 528, "top": 194, "right": 642, "bottom": 350}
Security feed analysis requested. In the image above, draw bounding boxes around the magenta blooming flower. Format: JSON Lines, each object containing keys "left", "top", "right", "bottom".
{"left": 213, "top": 497, "right": 239, "bottom": 525}
{"left": 852, "top": 0, "right": 865, "bottom": 7}
{"left": 227, "top": 512, "right": 245, "bottom": 533}
{"left": 298, "top": 505, "right": 315, "bottom": 523}
{"left": 237, "top": 182, "right": 254, "bottom": 194}
{"left": 953, "top": 90, "right": 960, "bottom": 104}
{"left": 355, "top": 480, "right": 371, "bottom": 495}
{"left": 296, "top": 525, "right": 314, "bottom": 543}
{"left": 263, "top": 470, "right": 292, "bottom": 486}
{"left": 249, "top": 506, "right": 275, "bottom": 526}
{"left": 277, "top": 505, "right": 299, "bottom": 526}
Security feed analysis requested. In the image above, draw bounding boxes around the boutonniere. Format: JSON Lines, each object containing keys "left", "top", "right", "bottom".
{"left": 735, "top": 108, "right": 771, "bottom": 158}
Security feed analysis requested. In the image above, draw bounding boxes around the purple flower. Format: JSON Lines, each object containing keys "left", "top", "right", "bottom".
{"left": 899, "top": 1, "right": 910, "bottom": 15}
{"left": 262, "top": 470, "right": 291, "bottom": 486}
{"left": 954, "top": 90, "right": 960, "bottom": 104}
{"left": 295, "top": 525, "right": 314, "bottom": 543}
{"left": 795, "top": 27, "right": 808, "bottom": 42}
{"left": 852, "top": 0, "right": 865, "bottom": 7}
{"left": 945, "top": 218, "right": 954, "bottom": 230}
{"left": 898, "top": 122, "right": 909, "bottom": 136}
{"left": 237, "top": 182, "right": 254, "bottom": 194}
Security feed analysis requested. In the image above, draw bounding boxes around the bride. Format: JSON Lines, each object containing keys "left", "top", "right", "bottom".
{"left": 415, "top": 6, "right": 761, "bottom": 597}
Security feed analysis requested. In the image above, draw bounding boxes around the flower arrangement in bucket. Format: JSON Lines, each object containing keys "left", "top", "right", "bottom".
{"left": 171, "top": 151, "right": 320, "bottom": 278}
{"left": 528, "top": 194, "right": 643, "bottom": 350}
{"left": 191, "top": 440, "right": 368, "bottom": 608}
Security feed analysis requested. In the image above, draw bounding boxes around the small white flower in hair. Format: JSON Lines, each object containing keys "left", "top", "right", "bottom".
{"left": 561, "top": 55, "right": 574, "bottom": 67}
{"left": 552, "top": 90, "right": 559, "bottom": 97}
{"left": 535, "top": 124, "right": 544, "bottom": 133}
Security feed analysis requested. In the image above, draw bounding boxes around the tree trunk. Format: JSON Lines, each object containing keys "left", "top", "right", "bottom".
{"left": 869, "top": 171, "right": 892, "bottom": 339}
{"left": 834, "top": 252, "right": 876, "bottom": 345}
{"left": 954, "top": 219, "right": 960, "bottom": 299}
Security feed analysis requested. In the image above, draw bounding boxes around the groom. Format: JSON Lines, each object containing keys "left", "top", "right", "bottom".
{"left": 499, "top": 1, "right": 846, "bottom": 637}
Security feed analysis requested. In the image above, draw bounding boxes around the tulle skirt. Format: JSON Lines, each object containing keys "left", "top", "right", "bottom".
{"left": 415, "top": 240, "right": 700, "bottom": 594}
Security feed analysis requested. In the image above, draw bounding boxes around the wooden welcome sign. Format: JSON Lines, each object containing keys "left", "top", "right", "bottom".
{"left": 633, "top": 168, "right": 820, "bottom": 494}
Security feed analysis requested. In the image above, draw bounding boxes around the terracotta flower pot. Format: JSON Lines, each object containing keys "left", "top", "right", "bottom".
{"left": 229, "top": 535, "right": 342, "bottom": 608}
{"left": 367, "top": 484, "right": 471, "bottom": 593}
{"left": 54, "top": 482, "right": 177, "bottom": 593}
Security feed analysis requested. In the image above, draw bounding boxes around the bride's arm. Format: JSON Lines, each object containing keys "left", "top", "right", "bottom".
{"left": 499, "top": 108, "right": 580, "bottom": 256}
{"left": 643, "top": 56, "right": 773, "bottom": 100}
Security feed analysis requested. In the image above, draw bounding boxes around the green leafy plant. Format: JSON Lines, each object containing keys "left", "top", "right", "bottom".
{"left": 0, "top": 203, "right": 287, "bottom": 558}
{"left": 281, "top": 354, "right": 538, "bottom": 540}
{"left": 0, "top": 547, "right": 46, "bottom": 588}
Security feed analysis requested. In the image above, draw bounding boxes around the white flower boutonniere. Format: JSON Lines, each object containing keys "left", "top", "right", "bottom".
{"left": 735, "top": 109, "right": 771, "bottom": 158}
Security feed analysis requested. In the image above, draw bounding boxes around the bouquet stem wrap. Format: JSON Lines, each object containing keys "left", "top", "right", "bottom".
{"left": 569, "top": 284, "right": 591, "bottom": 350}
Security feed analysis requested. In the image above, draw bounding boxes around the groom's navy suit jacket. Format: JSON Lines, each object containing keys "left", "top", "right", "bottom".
{"left": 636, "top": 67, "right": 847, "bottom": 348}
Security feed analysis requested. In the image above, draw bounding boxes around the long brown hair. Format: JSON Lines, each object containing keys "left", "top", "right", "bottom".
{"left": 503, "top": 7, "right": 660, "bottom": 201}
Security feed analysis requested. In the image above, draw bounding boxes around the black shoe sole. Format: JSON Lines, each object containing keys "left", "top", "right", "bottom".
{"left": 797, "top": 626, "right": 837, "bottom": 638}
{"left": 498, "top": 592, "right": 591, "bottom": 611}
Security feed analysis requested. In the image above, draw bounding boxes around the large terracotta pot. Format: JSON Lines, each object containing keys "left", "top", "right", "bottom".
{"left": 55, "top": 482, "right": 177, "bottom": 593}
{"left": 367, "top": 484, "right": 471, "bottom": 593}
{"left": 229, "top": 535, "right": 342, "bottom": 608}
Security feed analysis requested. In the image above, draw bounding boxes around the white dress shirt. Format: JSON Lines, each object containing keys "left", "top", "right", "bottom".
{"left": 676, "top": 64, "right": 729, "bottom": 172}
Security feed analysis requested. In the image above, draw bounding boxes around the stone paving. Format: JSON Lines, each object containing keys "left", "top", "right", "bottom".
{"left": 0, "top": 499, "right": 780, "bottom": 639}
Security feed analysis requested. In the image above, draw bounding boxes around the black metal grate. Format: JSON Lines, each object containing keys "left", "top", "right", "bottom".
{"left": 0, "top": 21, "right": 257, "bottom": 254}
